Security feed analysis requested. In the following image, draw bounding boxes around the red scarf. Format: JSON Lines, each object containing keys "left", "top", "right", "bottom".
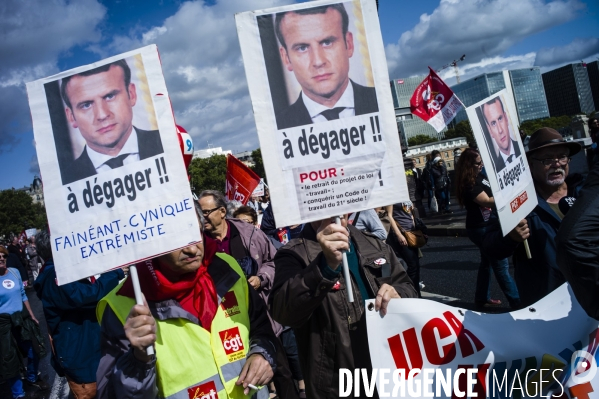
{"left": 119, "top": 240, "right": 219, "bottom": 331}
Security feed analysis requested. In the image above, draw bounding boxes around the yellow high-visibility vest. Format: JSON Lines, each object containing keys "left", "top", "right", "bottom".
{"left": 97, "top": 253, "right": 255, "bottom": 399}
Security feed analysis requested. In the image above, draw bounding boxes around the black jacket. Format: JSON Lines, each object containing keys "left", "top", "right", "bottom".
{"left": 0, "top": 310, "right": 47, "bottom": 380}
{"left": 63, "top": 127, "right": 164, "bottom": 184}
{"left": 270, "top": 224, "right": 417, "bottom": 399}
{"left": 275, "top": 81, "right": 379, "bottom": 130}
{"left": 556, "top": 162, "right": 599, "bottom": 319}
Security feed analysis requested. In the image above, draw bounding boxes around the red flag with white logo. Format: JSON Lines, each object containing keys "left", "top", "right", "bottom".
{"left": 410, "top": 67, "right": 464, "bottom": 133}
{"left": 225, "top": 155, "right": 260, "bottom": 205}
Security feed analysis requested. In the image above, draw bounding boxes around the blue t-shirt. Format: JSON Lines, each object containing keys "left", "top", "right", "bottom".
{"left": 0, "top": 268, "right": 27, "bottom": 315}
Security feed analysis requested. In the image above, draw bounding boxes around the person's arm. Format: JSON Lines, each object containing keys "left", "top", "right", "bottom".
{"left": 259, "top": 205, "right": 278, "bottom": 239}
{"left": 385, "top": 205, "right": 408, "bottom": 246}
{"left": 23, "top": 300, "right": 38, "bottom": 324}
{"left": 58, "top": 269, "right": 124, "bottom": 310}
{"left": 96, "top": 306, "right": 157, "bottom": 399}
{"left": 356, "top": 209, "right": 387, "bottom": 240}
{"left": 472, "top": 192, "right": 495, "bottom": 208}
{"left": 481, "top": 213, "right": 527, "bottom": 260}
{"left": 254, "top": 230, "right": 277, "bottom": 291}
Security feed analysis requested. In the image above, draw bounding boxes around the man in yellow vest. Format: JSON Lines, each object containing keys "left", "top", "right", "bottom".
{"left": 96, "top": 215, "right": 276, "bottom": 399}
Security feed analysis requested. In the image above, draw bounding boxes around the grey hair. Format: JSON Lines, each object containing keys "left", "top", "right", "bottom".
{"left": 35, "top": 229, "right": 52, "bottom": 261}
{"left": 198, "top": 190, "right": 227, "bottom": 210}
{"left": 193, "top": 201, "right": 206, "bottom": 231}
{"left": 226, "top": 200, "right": 243, "bottom": 218}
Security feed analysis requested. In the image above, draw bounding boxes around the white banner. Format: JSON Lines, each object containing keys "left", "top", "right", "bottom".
{"left": 365, "top": 284, "right": 599, "bottom": 398}
{"left": 466, "top": 89, "right": 537, "bottom": 236}
{"left": 252, "top": 179, "right": 265, "bottom": 197}
{"left": 236, "top": 0, "right": 408, "bottom": 227}
{"left": 26, "top": 45, "right": 200, "bottom": 285}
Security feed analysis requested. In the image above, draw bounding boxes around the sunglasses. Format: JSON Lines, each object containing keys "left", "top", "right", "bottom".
{"left": 0, "top": 254, "right": 6, "bottom": 260}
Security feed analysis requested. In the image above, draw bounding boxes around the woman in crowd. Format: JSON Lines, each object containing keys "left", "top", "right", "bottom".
{"left": 233, "top": 206, "right": 258, "bottom": 226}
{"left": 96, "top": 210, "right": 276, "bottom": 399}
{"left": 455, "top": 148, "right": 521, "bottom": 309}
{"left": 0, "top": 245, "right": 48, "bottom": 399}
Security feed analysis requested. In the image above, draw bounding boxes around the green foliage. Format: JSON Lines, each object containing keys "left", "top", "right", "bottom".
{"left": 0, "top": 190, "right": 48, "bottom": 238}
{"left": 444, "top": 120, "right": 474, "bottom": 144}
{"left": 519, "top": 116, "right": 572, "bottom": 135}
{"left": 408, "top": 134, "right": 438, "bottom": 146}
{"left": 188, "top": 154, "right": 227, "bottom": 195}
{"left": 250, "top": 148, "right": 266, "bottom": 181}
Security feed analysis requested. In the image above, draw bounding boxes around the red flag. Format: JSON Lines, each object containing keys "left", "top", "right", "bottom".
{"left": 225, "top": 155, "right": 261, "bottom": 205}
{"left": 410, "top": 67, "right": 464, "bottom": 133}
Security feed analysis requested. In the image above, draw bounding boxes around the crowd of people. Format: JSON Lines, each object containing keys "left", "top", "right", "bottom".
{"left": 2, "top": 120, "right": 599, "bottom": 398}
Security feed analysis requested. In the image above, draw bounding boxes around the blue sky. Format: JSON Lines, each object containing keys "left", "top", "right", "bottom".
{"left": 1, "top": 0, "right": 598, "bottom": 191}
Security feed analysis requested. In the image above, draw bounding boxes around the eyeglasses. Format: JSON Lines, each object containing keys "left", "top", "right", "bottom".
{"left": 474, "top": 161, "right": 483, "bottom": 166}
{"left": 531, "top": 156, "right": 570, "bottom": 167}
{"left": 201, "top": 207, "right": 222, "bottom": 217}
{"left": 0, "top": 254, "right": 6, "bottom": 260}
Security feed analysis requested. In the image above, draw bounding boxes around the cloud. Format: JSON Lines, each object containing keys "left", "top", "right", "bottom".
{"left": 96, "top": 0, "right": 294, "bottom": 153}
{"left": 385, "top": 0, "right": 585, "bottom": 79}
{"left": 534, "top": 37, "right": 599, "bottom": 68}
{"left": 0, "top": 0, "right": 106, "bottom": 152}
{"left": 439, "top": 53, "right": 537, "bottom": 84}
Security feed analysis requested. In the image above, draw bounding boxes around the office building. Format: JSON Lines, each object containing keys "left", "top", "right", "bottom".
{"left": 586, "top": 61, "right": 599, "bottom": 115}
{"left": 451, "top": 68, "right": 549, "bottom": 124}
{"left": 542, "top": 62, "right": 595, "bottom": 117}
{"left": 390, "top": 76, "right": 446, "bottom": 142}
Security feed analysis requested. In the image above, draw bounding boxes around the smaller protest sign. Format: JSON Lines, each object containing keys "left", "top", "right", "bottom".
{"left": 26, "top": 45, "right": 200, "bottom": 285}
{"left": 236, "top": 0, "right": 408, "bottom": 227}
{"left": 225, "top": 155, "right": 261, "bottom": 205}
{"left": 466, "top": 89, "right": 537, "bottom": 236}
{"left": 252, "top": 179, "right": 265, "bottom": 197}
{"left": 365, "top": 284, "right": 599, "bottom": 399}
{"left": 25, "top": 229, "right": 38, "bottom": 239}
{"left": 411, "top": 67, "right": 464, "bottom": 133}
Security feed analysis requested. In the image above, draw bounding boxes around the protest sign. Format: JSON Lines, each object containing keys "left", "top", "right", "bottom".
{"left": 252, "top": 179, "right": 265, "bottom": 197}
{"left": 26, "top": 45, "right": 200, "bottom": 285}
{"left": 410, "top": 67, "right": 464, "bottom": 133}
{"left": 236, "top": 0, "right": 408, "bottom": 227}
{"left": 225, "top": 154, "right": 261, "bottom": 205}
{"left": 365, "top": 284, "right": 599, "bottom": 398}
{"left": 25, "top": 228, "right": 37, "bottom": 239}
{"left": 466, "top": 89, "right": 537, "bottom": 236}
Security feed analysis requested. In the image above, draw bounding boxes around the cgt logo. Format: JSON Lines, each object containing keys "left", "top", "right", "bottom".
{"left": 422, "top": 85, "right": 445, "bottom": 111}
{"left": 219, "top": 327, "right": 244, "bottom": 355}
{"left": 188, "top": 381, "right": 218, "bottom": 399}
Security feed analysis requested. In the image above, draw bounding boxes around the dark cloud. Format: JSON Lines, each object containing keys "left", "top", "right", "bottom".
{"left": 534, "top": 37, "right": 599, "bottom": 68}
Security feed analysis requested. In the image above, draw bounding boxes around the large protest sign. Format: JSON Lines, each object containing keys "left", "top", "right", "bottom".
{"left": 225, "top": 154, "right": 261, "bottom": 205}
{"left": 466, "top": 89, "right": 537, "bottom": 236}
{"left": 26, "top": 45, "right": 200, "bottom": 285}
{"left": 365, "top": 284, "right": 599, "bottom": 398}
{"left": 236, "top": 0, "right": 408, "bottom": 227}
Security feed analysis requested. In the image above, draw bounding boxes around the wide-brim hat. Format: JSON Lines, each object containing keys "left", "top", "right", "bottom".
{"left": 526, "top": 127, "right": 581, "bottom": 156}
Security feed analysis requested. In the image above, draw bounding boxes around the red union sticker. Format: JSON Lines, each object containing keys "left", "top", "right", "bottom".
{"left": 188, "top": 380, "right": 218, "bottom": 399}
{"left": 510, "top": 191, "right": 529, "bottom": 213}
{"left": 220, "top": 291, "right": 240, "bottom": 318}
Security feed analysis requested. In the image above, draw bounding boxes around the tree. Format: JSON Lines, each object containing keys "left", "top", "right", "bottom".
{"left": 444, "top": 120, "right": 474, "bottom": 144}
{"left": 0, "top": 190, "right": 48, "bottom": 238}
{"left": 519, "top": 116, "right": 572, "bottom": 135}
{"left": 188, "top": 154, "right": 227, "bottom": 195}
{"left": 250, "top": 148, "right": 266, "bottom": 181}
{"left": 408, "top": 135, "right": 438, "bottom": 146}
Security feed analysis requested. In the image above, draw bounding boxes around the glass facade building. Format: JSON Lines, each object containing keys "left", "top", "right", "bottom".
{"left": 586, "top": 61, "right": 599, "bottom": 115}
{"left": 542, "top": 63, "right": 596, "bottom": 117}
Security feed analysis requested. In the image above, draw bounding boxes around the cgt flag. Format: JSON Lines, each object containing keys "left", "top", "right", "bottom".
{"left": 225, "top": 154, "right": 261, "bottom": 205}
{"left": 410, "top": 67, "right": 464, "bottom": 133}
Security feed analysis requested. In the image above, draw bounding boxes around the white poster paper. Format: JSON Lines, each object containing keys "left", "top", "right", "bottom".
{"left": 26, "top": 45, "right": 200, "bottom": 285}
{"left": 366, "top": 284, "right": 599, "bottom": 398}
{"left": 466, "top": 89, "right": 537, "bottom": 236}
{"left": 252, "top": 179, "right": 265, "bottom": 197}
{"left": 236, "top": 0, "right": 408, "bottom": 227}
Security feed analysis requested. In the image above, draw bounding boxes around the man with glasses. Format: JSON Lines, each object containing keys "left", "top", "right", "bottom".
{"left": 483, "top": 128, "right": 582, "bottom": 306}
{"left": 197, "top": 190, "right": 299, "bottom": 399}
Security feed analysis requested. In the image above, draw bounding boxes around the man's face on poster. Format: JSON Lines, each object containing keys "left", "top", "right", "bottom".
{"left": 483, "top": 98, "right": 511, "bottom": 155}
{"left": 278, "top": 7, "right": 354, "bottom": 105}
{"left": 64, "top": 65, "right": 137, "bottom": 155}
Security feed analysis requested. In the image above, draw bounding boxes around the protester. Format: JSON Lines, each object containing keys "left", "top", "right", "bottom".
{"left": 261, "top": 201, "right": 303, "bottom": 249}
{"left": 385, "top": 203, "right": 422, "bottom": 297}
{"left": 247, "top": 195, "right": 262, "bottom": 215}
{"left": 455, "top": 148, "right": 520, "bottom": 309}
{"left": 233, "top": 206, "right": 259, "bottom": 226}
{"left": 0, "top": 245, "right": 48, "bottom": 399}
{"left": 348, "top": 209, "right": 387, "bottom": 240}
{"left": 226, "top": 200, "right": 243, "bottom": 218}
{"left": 556, "top": 159, "right": 599, "bottom": 319}
{"left": 33, "top": 229, "right": 124, "bottom": 399}
{"left": 24, "top": 237, "right": 42, "bottom": 284}
{"left": 421, "top": 154, "right": 435, "bottom": 212}
{"left": 589, "top": 117, "right": 599, "bottom": 166}
{"left": 270, "top": 215, "right": 417, "bottom": 399}
{"left": 198, "top": 190, "right": 299, "bottom": 399}
{"left": 482, "top": 127, "right": 581, "bottom": 306}
{"left": 96, "top": 208, "right": 276, "bottom": 398}
{"left": 6, "top": 247, "right": 29, "bottom": 289}
{"left": 431, "top": 152, "right": 451, "bottom": 213}
{"left": 411, "top": 159, "right": 427, "bottom": 217}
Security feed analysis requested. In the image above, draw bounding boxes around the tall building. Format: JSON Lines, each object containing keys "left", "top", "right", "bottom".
{"left": 451, "top": 68, "right": 549, "bottom": 124}
{"left": 542, "top": 62, "right": 596, "bottom": 117}
{"left": 586, "top": 61, "right": 599, "bottom": 115}
{"left": 390, "top": 76, "right": 446, "bottom": 142}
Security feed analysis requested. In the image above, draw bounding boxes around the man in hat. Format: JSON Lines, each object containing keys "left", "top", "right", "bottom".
{"left": 482, "top": 127, "right": 581, "bottom": 307}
